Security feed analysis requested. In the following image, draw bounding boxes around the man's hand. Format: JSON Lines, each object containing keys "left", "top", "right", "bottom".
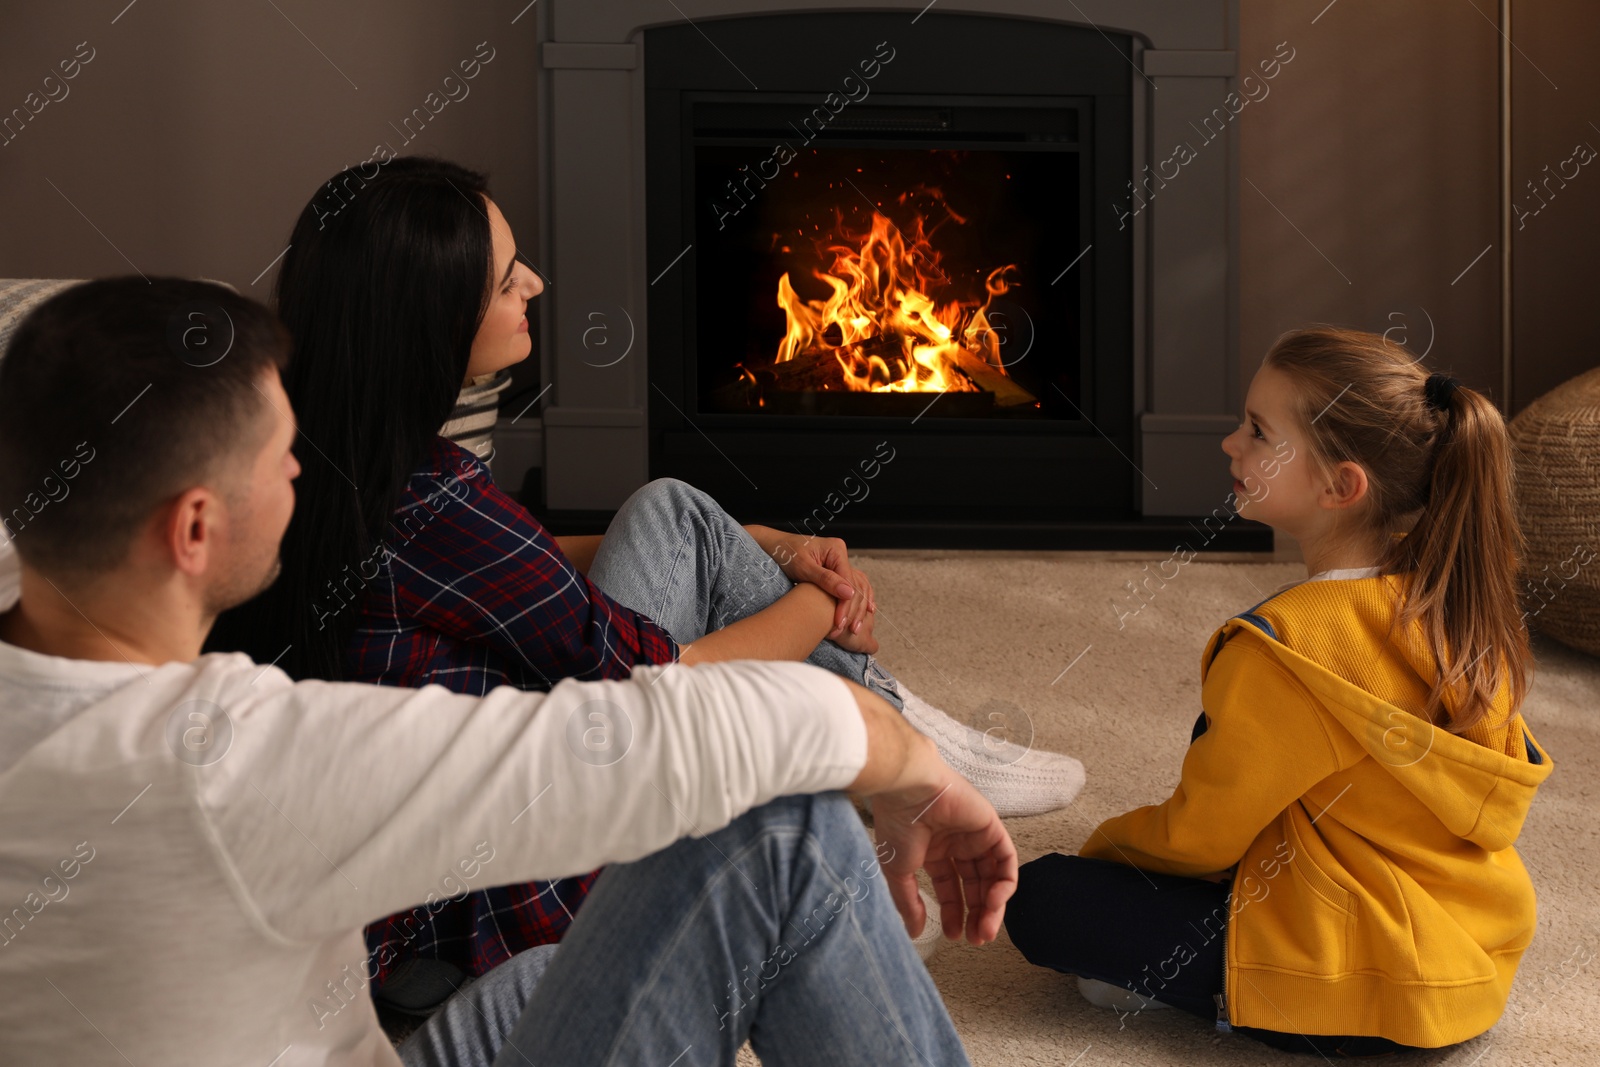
{"left": 843, "top": 684, "right": 1017, "bottom": 944}
{"left": 870, "top": 744, "right": 1018, "bottom": 945}
{"left": 745, "top": 527, "right": 876, "bottom": 641}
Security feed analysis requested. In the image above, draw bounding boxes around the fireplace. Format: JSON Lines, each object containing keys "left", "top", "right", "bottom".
{"left": 646, "top": 12, "right": 1137, "bottom": 539}
{"left": 533, "top": 0, "right": 1256, "bottom": 548}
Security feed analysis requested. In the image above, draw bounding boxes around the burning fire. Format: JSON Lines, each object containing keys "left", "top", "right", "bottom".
{"left": 773, "top": 204, "right": 1017, "bottom": 394}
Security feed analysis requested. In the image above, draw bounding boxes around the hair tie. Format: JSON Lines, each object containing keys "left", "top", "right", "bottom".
{"left": 1423, "top": 373, "right": 1459, "bottom": 412}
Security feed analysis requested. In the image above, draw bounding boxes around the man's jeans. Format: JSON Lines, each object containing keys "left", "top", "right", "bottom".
{"left": 398, "top": 792, "right": 970, "bottom": 1066}
{"left": 588, "top": 479, "right": 904, "bottom": 709}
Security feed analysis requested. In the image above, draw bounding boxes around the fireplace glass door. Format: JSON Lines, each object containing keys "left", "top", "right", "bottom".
{"left": 692, "top": 102, "right": 1087, "bottom": 422}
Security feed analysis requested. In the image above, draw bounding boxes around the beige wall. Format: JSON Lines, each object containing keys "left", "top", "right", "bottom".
{"left": 1237, "top": 0, "right": 1502, "bottom": 401}
{"left": 1508, "top": 0, "right": 1600, "bottom": 409}
{"left": 1238, "top": 0, "right": 1600, "bottom": 413}
{"left": 0, "top": 1, "right": 540, "bottom": 292}
{"left": 2, "top": 1, "right": 1588, "bottom": 412}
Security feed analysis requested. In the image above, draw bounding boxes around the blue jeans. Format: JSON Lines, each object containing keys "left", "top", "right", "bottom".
{"left": 398, "top": 793, "right": 970, "bottom": 1066}
{"left": 588, "top": 479, "right": 904, "bottom": 709}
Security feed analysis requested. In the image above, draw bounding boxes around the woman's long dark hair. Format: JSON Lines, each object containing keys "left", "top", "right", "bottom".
{"left": 206, "top": 157, "right": 496, "bottom": 679}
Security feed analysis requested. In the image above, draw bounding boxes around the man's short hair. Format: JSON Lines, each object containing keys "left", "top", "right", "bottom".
{"left": 0, "top": 277, "right": 291, "bottom": 577}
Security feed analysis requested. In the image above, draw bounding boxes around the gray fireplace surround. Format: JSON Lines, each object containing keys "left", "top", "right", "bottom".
{"left": 520, "top": 0, "right": 1241, "bottom": 520}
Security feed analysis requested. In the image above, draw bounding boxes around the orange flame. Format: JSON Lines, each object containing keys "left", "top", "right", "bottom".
{"left": 774, "top": 207, "right": 1016, "bottom": 393}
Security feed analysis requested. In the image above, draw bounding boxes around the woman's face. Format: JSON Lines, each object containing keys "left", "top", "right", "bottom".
{"left": 465, "top": 198, "right": 543, "bottom": 381}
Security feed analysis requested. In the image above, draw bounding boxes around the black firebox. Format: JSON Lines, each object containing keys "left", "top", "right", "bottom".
{"left": 645, "top": 11, "right": 1138, "bottom": 545}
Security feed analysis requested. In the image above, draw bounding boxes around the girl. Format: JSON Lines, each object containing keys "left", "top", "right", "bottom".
{"left": 207, "top": 157, "right": 1081, "bottom": 1011}
{"left": 1006, "top": 327, "right": 1553, "bottom": 1055}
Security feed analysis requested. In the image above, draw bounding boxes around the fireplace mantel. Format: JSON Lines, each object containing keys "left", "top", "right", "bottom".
{"left": 534, "top": 0, "right": 1240, "bottom": 520}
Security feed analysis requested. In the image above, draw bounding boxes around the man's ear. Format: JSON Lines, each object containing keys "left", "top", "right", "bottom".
{"left": 162, "top": 486, "right": 223, "bottom": 578}
{"left": 1320, "top": 460, "right": 1370, "bottom": 511}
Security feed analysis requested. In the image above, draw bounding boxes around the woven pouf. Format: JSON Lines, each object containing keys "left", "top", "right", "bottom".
{"left": 1510, "top": 365, "right": 1600, "bottom": 656}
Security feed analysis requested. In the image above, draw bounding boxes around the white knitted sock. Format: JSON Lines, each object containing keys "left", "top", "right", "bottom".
{"left": 894, "top": 683, "right": 1086, "bottom": 818}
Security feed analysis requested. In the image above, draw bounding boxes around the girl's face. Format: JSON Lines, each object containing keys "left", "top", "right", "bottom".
{"left": 1220, "top": 364, "right": 1333, "bottom": 539}
{"left": 465, "top": 199, "right": 543, "bottom": 381}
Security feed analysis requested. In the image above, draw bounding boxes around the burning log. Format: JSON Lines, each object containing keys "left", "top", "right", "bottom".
{"left": 771, "top": 205, "right": 1034, "bottom": 404}
{"left": 946, "top": 345, "right": 1036, "bottom": 407}
{"left": 717, "top": 332, "right": 1037, "bottom": 412}
{"left": 766, "top": 348, "right": 856, "bottom": 393}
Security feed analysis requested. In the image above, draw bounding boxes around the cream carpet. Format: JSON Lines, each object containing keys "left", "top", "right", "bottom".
{"left": 849, "top": 553, "right": 1600, "bottom": 1067}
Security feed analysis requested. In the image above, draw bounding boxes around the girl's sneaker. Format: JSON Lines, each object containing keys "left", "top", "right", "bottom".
{"left": 1075, "top": 976, "right": 1170, "bottom": 1012}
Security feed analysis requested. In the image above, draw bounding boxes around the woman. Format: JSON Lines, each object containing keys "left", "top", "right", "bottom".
{"left": 208, "top": 156, "right": 1082, "bottom": 1010}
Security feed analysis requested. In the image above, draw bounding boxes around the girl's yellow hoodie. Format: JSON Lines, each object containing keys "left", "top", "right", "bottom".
{"left": 1082, "top": 574, "right": 1553, "bottom": 1048}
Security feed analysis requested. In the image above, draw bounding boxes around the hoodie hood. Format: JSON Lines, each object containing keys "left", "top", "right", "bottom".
{"left": 1207, "top": 606, "right": 1551, "bottom": 854}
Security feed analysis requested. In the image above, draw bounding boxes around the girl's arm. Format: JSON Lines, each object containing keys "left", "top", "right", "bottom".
{"left": 1083, "top": 631, "right": 1359, "bottom": 877}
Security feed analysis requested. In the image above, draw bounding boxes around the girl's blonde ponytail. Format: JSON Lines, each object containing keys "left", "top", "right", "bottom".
{"left": 1265, "top": 329, "right": 1530, "bottom": 733}
{"left": 1392, "top": 378, "right": 1528, "bottom": 732}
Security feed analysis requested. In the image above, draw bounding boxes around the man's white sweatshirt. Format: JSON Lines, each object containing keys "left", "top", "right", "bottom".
{"left": 0, "top": 556, "right": 867, "bottom": 1065}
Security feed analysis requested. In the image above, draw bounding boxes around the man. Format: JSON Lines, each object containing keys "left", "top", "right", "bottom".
{"left": 0, "top": 279, "right": 1016, "bottom": 1066}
